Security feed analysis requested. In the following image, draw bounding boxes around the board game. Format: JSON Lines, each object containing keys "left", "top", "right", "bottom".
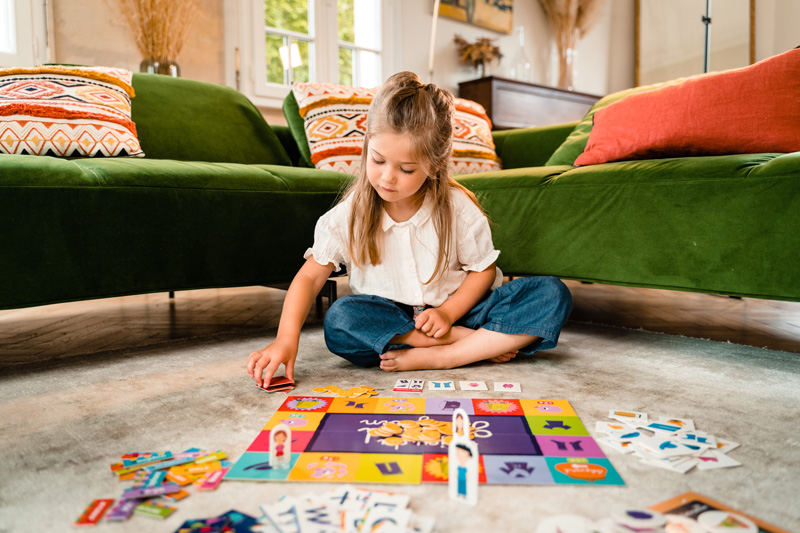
{"left": 225, "top": 397, "right": 624, "bottom": 486}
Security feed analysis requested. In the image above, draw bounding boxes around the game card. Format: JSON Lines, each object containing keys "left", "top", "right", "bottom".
{"left": 428, "top": 380, "right": 456, "bottom": 391}
{"left": 696, "top": 450, "right": 742, "bottom": 470}
{"left": 393, "top": 379, "right": 425, "bottom": 392}
{"left": 459, "top": 381, "right": 488, "bottom": 391}
{"left": 609, "top": 409, "right": 648, "bottom": 424}
{"left": 493, "top": 382, "right": 521, "bottom": 392}
{"left": 657, "top": 416, "right": 695, "bottom": 431}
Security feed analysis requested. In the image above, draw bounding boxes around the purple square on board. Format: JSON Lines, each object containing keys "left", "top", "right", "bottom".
{"left": 536, "top": 435, "right": 606, "bottom": 458}
{"left": 425, "top": 398, "right": 475, "bottom": 415}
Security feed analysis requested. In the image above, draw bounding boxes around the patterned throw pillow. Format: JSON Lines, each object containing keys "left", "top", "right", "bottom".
{"left": 291, "top": 82, "right": 501, "bottom": 175}
{"left": 0, "top": 65, "right": 144, "bottom": 157}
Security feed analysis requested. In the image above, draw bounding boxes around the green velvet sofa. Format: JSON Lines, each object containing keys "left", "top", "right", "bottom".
{"left": 1, "top": 73, "right": 798, "bottom": 311}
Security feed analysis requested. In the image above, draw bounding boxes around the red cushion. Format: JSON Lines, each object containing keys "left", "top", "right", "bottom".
{"left": 574, "top": 48, "right": 800, "bottom": 166}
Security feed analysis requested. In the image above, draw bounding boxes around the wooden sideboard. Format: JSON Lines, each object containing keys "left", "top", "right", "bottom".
{"left": 458, "top": 76, "right": 602, "bottom": 130}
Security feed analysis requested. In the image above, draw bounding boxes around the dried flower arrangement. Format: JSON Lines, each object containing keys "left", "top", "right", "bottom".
{"left": 453, "top": 35, "right": 503, "bottom": 78}
{"left": 539, "top": 0, "right": 606, "bottom": 89}
{"left": 117, "top": 0, "right": 199, "bottom": 74}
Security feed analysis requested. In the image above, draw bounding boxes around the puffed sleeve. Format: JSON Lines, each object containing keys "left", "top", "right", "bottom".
{"left": 304, "top": 199, "right": 350, "bottom": 272}
{"left": 453, "top": 190, "right": 501, "bottom": 272}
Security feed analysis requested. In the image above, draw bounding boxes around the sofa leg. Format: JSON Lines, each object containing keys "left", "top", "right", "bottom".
{"left": 315, "top": 279, "right": 338, "bottom": 316}
{"left": 169, "top": 291, "right": 175, "bottom": 299}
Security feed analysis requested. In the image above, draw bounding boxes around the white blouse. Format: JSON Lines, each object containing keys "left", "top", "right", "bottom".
{"left": 304, "top": 188, "right": 502, "bottom": 307}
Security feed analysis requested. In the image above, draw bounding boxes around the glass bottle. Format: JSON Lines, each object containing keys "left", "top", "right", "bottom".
{"left": 509, "top": 26, "right": 532, "bottom": 82}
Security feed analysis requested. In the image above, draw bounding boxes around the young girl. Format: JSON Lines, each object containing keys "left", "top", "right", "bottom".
{"left": 247, "top": 71, "right": 572, "bottom": 388}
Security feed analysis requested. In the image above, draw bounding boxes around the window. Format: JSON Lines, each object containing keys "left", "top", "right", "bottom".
{"left": 0, "top": 0, "right": 49, "bottom": 67}
{"left": 231, "top": 0, "right": 397, "bottom": 107}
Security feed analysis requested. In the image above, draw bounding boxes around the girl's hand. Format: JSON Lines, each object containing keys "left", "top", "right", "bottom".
{"left": 415, "top": 308, "right": 453, "bottom": 338}
{"left": 247, "top": 337, "right": 298, "bottom": 388}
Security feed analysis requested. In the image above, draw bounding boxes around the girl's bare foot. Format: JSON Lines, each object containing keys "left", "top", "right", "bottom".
{"left": 389, "top": 325, "right": 474, "bottom": 348}
{"left": 380, "top": 329, "right": 536, "bottom": 372}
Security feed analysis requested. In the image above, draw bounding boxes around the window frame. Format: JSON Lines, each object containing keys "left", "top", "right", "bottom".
{"left": 0, "top": 0, "right": 50, "bottom": 68}
{"left": 225, "top": 0, "right": 399, "bottom": 109}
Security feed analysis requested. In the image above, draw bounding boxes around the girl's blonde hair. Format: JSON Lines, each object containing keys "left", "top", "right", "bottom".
{"left": 345, "top": 71, "right": 483, "bottom": 284}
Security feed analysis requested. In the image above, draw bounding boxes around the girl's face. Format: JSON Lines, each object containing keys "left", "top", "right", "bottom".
{"left": 367, "top": 132, "right": 428, "bottom": 210}
{"left": 274, "top": 432, "right": 286, "bottom": 444}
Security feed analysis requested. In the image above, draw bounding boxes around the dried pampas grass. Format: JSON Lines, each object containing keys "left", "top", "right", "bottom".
{"left": 117, "top": 0, "right": 199, "bottom": 63}
{"left": 539, "top": 0, "right": 606, "bottom": 88}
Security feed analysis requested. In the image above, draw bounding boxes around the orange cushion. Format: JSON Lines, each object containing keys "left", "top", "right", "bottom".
{"left": 574, "top": 48, "right": 800, "bottom": 166}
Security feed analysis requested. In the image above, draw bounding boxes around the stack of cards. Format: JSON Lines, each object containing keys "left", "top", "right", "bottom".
{"left": 258, "top": 376, "right": 296, "bottom": 393}
{"left": 254, "top": 485, "right": 434, "bottom": 533}
{"left": 74, "top": 447, "right": 233, "bottom": 526}
{"left": 595, "top": 409, "right": 741, "bottom": 474}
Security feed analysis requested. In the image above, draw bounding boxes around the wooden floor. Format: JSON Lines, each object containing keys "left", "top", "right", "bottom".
{"left": 1, "top": 280, "right": 798, "bottom": 367}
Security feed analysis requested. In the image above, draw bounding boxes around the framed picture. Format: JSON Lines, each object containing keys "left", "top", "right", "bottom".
{"left": 439, "top": 0, "right": 514, "bottom": 34}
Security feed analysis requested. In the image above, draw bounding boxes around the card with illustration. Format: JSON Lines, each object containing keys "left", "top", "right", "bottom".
{"left": 428, "top": 380, "right": 455, "bottom": 391}
{"left": 459, "top": 380, "right": 488, "bottom": 391}
{"left": 393, "top": 379, "right": 425, "bottom": 392}
{"left": 493, "top": 381, "right": 521, "bottom": 392}
{"left": 609, "top": 409, "right": 648, "bottom": 424}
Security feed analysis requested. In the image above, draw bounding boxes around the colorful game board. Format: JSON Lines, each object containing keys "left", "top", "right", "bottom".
{"left": 225, "top": 397, "right": 624, "bottom": 486}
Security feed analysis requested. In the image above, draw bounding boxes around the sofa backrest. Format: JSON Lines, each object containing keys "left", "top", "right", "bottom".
{"left": 131, "top": 73, "right": 291, "bottom": 166}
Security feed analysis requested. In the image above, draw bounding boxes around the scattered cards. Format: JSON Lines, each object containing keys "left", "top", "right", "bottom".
{"left": 255, "top": 485, "right": 434, "bottom": 533}
{"left": 595, "top": 409, "right": 741, "bottom": 474}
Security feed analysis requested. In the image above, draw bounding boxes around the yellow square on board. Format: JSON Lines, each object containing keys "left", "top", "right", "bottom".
{"left": 262, "top": 411, "right": 326, "bottom": 432}
{"left": 287, "top": 452, "right": 360, "bottom": 483}
{"left": 355, "top": 453, "right": 423, "bottom": 484}
{"left": 328, "top": 397, "right": 378, "bottom": 414}
{"left": 520, "top": 399, "right": 577, "bottom": 417}
{"left": 373, "top": 397, "right": 427, "bottom": 415}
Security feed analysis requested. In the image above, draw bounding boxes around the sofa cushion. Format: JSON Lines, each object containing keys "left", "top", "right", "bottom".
{"left": 0, "top": 65, "right": 144, "bottom": 157}
{"left": 285, "top": 82, "right": 502, "bottom": 175}
{"left": 575, "top": 48, "right": 800, "bottom": 166}
{"left": 131, "top": 73, "right": 291, "bottom": 165}
{"left": 544, "top": 80, "right": 678, "bottom": 166}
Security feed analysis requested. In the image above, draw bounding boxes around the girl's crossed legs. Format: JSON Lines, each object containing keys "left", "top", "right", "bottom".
{"left": 323, "top": 276, "right": 573, "bottom": 371}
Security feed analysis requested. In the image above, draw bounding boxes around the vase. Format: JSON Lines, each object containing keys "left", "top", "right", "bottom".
{"left": 509, "top": 26, "right": 532, "bottom": 82}
{"left": 140, "top": 58, "right": 180, "bottom": 77}
{"left": 557, "top": 46, "right": 577, "bottom": 91}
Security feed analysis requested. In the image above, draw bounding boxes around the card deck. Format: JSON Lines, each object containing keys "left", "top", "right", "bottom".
{"left": 258, "top": 376, "right": 296, "bottom": 393}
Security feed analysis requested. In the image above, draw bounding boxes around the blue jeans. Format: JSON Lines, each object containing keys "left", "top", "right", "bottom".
{"left": 323, "top": 276, "right": 573, "bottom": 367}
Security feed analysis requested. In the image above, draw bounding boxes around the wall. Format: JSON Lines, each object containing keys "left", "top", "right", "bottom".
{"left": 49, "top": 0, "right": 794, "bottom": 118}
{"left": 51, "top": 0, "right": 225, "bottom": 84}
{"left": 399, "top": 0, "right": 631, "bottom": 97}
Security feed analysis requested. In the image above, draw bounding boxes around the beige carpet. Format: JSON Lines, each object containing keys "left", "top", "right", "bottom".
{"left": 1, "top": 322, "right": 798, "bottom": 532}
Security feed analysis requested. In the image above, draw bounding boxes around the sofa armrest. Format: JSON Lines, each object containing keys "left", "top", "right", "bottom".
{"left": 492, "top": 121, "right": 578, "bottom": 169}
{"left": 272, "top": 125, "right": 302, "bottom": 167}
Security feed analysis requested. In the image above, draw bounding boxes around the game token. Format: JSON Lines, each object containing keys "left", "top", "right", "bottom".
{"left": 696, "top": 510, "right": 757, "bottom": 533}
{"left": 612, "top": 508, "right": 667, "bottom": 530}
{"left": 382, "top": 437, "right": 405, "bottom": 446}
{"left": 383, "top": 422, "right": 402, "bottom": 434}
